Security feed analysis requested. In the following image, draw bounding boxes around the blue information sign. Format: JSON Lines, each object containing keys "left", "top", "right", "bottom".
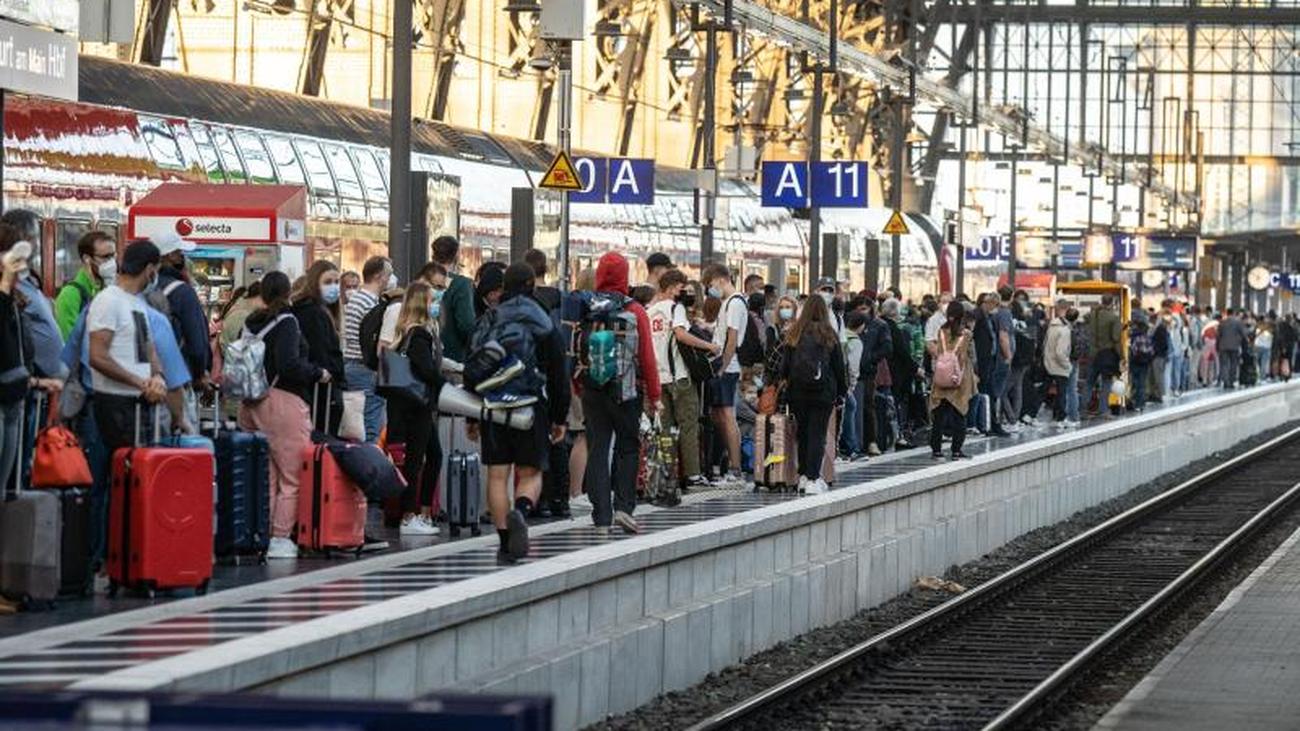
{"left": 761, "top": 161, "right": 809, "bottom": 207}
{"left": 606, "top": 158, "right": 655, "bottom": 205}
{"left": 1111, "top": 234, "right": 1142, "bottom": 264}
{"left": 964, "top": 234, "right": 1010, "bottom": 261}
{"left": 569, "top": 156, "right": 606, "bottom": 204}
{"left": 809, "top": 161, "right": 868, "bottom": 207}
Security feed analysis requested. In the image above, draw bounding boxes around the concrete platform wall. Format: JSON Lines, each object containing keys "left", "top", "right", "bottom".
{"left": 149, "top": 386, "right": 1299, "bottom": 730}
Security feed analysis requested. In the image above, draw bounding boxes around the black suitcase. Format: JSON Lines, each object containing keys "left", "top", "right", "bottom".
{"left": 1240, "top": 349, "right": 1259, "bottom": 386}
{"left": 57, "top": 487, "right": 92, "bottom": 597}
{"left": 214, "top": 429, "right": 270, "bottom": 562}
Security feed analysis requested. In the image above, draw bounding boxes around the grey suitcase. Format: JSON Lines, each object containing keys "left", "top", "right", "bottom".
{"left": 446, "top": 449, "right": 482, "bottom": 538}
{"left": 0, "top": 399, "right": 61, "bottom": 606}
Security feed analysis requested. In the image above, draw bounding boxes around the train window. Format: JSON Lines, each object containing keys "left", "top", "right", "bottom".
{"left": 55, "top": 219, "right": 91, "bottom": 289}
{"left": 264, "top": 135, "right": 306, "bottom": 185}
{"left": 322, "top": 144, "right": 364, "bottom": 201}
{"left": 294, "top": 140, "right": 338, "bottom": 198}
{"left": 138, "top": 116, "right": 187, "bottom": 170}
{"left": 170, "top": 124, "right": 203, "bottom": 171}
{"left": 189, "top": 123, "right": 227, "bottom": 183}
{"left": 233, "top": 130, "right": 278, "bottom": 184}
{"left": 413, "top": 154, "right": 442, "bottom": 173}
{"left": 210, "top": 127, "right": 248, "bottom": 184}
{"left": 350, "top": 148, "right": 387, "bottom": 202}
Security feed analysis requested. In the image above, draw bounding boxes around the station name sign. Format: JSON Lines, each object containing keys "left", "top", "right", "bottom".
{"left": 0, "top": 17, "right": 77, "bottom": 101}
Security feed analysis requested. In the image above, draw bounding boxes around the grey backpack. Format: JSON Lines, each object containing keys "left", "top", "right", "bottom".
{"left": 223, "top": 314, "right": 292, "bottom": 402}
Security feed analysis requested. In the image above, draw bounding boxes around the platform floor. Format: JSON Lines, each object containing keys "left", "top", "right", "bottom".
{"left": 0, "top": 387, "right": 1233, "bottom": 689}
{"left": 1097, "top": 524, "right": 1300, "bottom": 731}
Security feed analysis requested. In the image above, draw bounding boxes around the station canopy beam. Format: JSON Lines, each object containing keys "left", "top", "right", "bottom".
{"left": 942, "top": 3, "right": 1300, "bottom": 25}
{"left": 681, "top": 0, "right": 1197, "bottom": 212}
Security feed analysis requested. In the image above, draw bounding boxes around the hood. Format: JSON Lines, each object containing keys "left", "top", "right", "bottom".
{"left": 596, "top": 252, "right": 629, "bottom": 295}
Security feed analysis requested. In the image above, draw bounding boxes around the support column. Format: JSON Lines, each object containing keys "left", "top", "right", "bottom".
{"left": 388, "top": 0, "right": 413, "bottom": 281}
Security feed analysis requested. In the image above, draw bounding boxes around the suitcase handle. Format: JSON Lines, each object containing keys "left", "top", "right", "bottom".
{"left": 312, "top": 382, "right": 333, "bottom": 431}
{"left": 133, "top": 402, "right": 164, "bottom": 448}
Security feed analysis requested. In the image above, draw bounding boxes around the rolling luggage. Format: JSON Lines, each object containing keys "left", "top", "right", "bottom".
{"left": 819, "top": 409, "right": 838, "bottom": 486}
{"left": 445, "top": 447, "right": 482, "bottom": 538}
{"left": 56, "top": 487, "right": 92, "bottom": 597}
{"left": 754, "top": 412, "right": 798, "bottom": 490}
{"left": 875, "top": 391, "right": 898, "bottom": 451}
{"left": 0, "top": 412, "right": 61, "bottom": 605}
{"left": 296, "top": 384, "right": 366, "bottom": 556}
{"left": 108, "top": 404, "right": 215, "bottom": 597}
{"left": 215, "top": 430, "right": 270, "bottom": 561}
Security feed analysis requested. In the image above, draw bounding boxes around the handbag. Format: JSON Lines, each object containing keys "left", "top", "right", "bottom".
{"left": 376, "top": 335, "right": 430, "bottom": 405}
{"left": 339, "top": 391, "right": 365, "bottom": 442}
{"left": 758, "top": 384, "right": 780, "bottom": 416}
{"left": 32, "top": 397, "right": 93, "bottom": 488}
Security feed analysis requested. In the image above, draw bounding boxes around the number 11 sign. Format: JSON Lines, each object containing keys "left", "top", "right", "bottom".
{"left": 810, "top": 161, "right": 868, "bottom": 207}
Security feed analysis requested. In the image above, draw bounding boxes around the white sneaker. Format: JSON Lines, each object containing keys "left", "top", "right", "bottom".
{"left": 570, "top": 494, "right": 592, "bottom": 511}
{"left": 797, "top": 475, "right": 810, "bottom": 493}
{"left": 805, "top": 478, "right": 829, "bottom": 495}
{"left": 1064, "top": 419, "right": 1081, "bottom": 429}
{"left": 266, "top": 537, "right": 298, "bottom": 559}
{"left": 400, "top": 514, "right": 440, "bottom": 536}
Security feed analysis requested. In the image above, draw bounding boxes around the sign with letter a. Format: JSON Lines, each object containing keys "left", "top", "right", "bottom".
{"left": 761, "top": 161, "right": 809, "bottom": 207}
{"left": 606, "top": 158, "right": 655, "bottom": 204}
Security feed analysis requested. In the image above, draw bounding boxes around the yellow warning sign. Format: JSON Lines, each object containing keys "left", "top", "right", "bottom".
{"left": 883, "top": 210, "right": 910, "bottom": 235}
{"left": 540, "top": 151, "right": 583, "bottom": 191}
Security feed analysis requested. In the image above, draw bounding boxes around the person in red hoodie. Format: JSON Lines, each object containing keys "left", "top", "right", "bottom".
{"left": 580, "top": 252, "right": 660, "bottom": 535}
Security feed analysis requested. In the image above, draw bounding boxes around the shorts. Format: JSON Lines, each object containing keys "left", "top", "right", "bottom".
{"left": 481, "top": 409, "right": 551, "bottom": 469}
{"left": 708, "top": 372, "right": 740, "bottom": 409}
{"left": 566, "top": 391, "right": 585, "bottom": 433}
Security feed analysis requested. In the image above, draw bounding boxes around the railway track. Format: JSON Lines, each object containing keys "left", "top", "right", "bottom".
{"left": 685, "top": 427, "right": 1300, "bottom": 731}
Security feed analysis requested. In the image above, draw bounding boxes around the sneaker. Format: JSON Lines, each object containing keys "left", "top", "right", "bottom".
{"left": 797, "top": 475, "right": 810, "bottom": 493}
{"left": 1019, "top": 415, "right": 1036, "bottom": 426}
{"left": 684, "top": 474, "right": 710, "bottom": 491}
{"left": 950, "top": 451, "right": 972, "bottom": 460}
{"left": 483, "top": 389, "right": 539, "bottom": 410}
{"left": 506, "top": 508, "right": 530, "bottom": 559}
{"left": 476, "top": 355, "right": 526, "bottom": 392}
{"left": 400, "top": 514, "right": 440, "bottom": 536}
{"left": 594, "top": 525, "right": 610, "bottom": 538}
{"left": 361, "top": 533, "right": 389, "bottom": 553}
{"left": 1064, "top": 419, "right": 1081, "bottom": 429}
{"left": 805, "top": 478, "right": 829, "bottom": 495}
{"left": 866, "top": 443, "right": 882, "bottom": 456}
{"left": 931, "top": 451, "right": 944, "bottom": 460}
{"left": 267, "top": 537, "right": 298, "bottom": 559}
{"left": 613, "top": 510, "right": 641, "bottom": 535}
{"left": 464, "top": 340, "right": 507, "bottom": 390}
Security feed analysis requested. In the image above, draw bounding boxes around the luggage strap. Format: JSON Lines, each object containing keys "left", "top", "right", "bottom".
{"left": 311, "top": 444, "right": 325, "bottom": 549}
{"left": 120, "top": 449, "right": 135, "bottom": 586}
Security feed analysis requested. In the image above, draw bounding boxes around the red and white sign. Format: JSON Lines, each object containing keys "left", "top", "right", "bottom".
{"left": 133, "top": 215, "right": 271, "bottom": 242}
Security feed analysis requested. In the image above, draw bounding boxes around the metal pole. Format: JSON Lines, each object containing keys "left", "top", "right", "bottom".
{"left": 558, "top": 41, "right": 573, "bottom": 294}
{"left": 956, "top": 120, "right": 967, "bottom": 296}
{"left": 1008, "top": 146, "right": 1018, "bottom": 288}
{"left": 890, "top": 95, "right": 903, "bottom": 291}
{"left": 701, "top": 23, "right": 718, "bottom": 267}
{"left": 388, "top": 0, "right": 413, "bottom": 281}
{"left": 809, "top": 67, "right": 823, "bottom": 287}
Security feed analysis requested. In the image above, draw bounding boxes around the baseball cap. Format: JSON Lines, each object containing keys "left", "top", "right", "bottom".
{"left": 646, "top": 252, "right": 672, "bottom": 269}
{"left": 815, "top": 277, "right": 836, "bottom": 292}
{"left": 121, "top": 240, "right": 161, "bottom": 276}
{"left": 153, "top": 231, "right": 196, "bottom": 257}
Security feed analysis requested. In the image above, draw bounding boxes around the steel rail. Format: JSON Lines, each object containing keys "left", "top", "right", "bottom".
{"left": 685, "top": 425, "right": 1300, "bottom": 731}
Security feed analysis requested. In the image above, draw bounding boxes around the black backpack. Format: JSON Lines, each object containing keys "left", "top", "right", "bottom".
{"left": 788, "top": 334, "right": 830, "bottom": 395}
{"left": 359, "top": 293, "right": 400, "bottom": 371}
{"left": 727, "top": 295, "right": 764, "bottom": 368}
{"left": 668, "top": 303, "right": 716, "bottom": 384}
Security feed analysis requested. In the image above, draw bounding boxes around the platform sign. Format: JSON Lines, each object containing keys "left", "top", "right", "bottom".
{"left": 540, "top": 151, "right": 583, "bottom": 191}
{"left": 810, "top": 162, "right": 868, "bottom": 207}
{"left": 1283, "top": 273, "right": 1300, "bottom": 293}
{"left": 607, "top": 158, "right": 655, "bottom": 205}
{"left": 569, "top": 156, "right": 606, "bottom": 204}
{"left": 965, "top": 234, "right": 1010, "bottom": 261}
{"left": 761, "top": 161, "right": 809, "bottom": 207}
{"left": 1111, "top": 234, "right": 1143, "bottom": 265}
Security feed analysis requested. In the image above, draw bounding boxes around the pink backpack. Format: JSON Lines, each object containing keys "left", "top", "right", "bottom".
{"left": 934, "top": 331, "right": 963, "bottom": 388}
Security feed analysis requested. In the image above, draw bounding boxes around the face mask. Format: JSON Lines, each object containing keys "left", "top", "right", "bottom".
{"left": 97, "top": 259, "right": 117, "bottom": 286}
{"left": 321, "top": 283, "right": 341, "bottom": 304}
{"left": 753, "top": 375, "right": 764, "bottom": 389}
{"left": 387, "top": 273, "right": 398, "bottom": 290}
{"left": 142, "top": 272, "right": 159, "bottom": 295}
{"left": 431, "top": 287, "right": 445, "bottom": 302}
{"left": 779, "top": 307, "right": 795, "bottom": 321}
{"left": 676, "top": 291, "right": 695, "bottom": 307}
{"left": 429, "top": 302, "right": 441, "bottom": 320}
{"left": 820, "top": 292, "right": 833, "bottom": 305}
{"left": 707, "top": 286, "right": 722, "bottom": 298}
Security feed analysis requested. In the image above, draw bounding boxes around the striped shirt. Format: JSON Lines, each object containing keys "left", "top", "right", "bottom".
{"left": 342, "top": 288, "right": 378, "bottom": 362}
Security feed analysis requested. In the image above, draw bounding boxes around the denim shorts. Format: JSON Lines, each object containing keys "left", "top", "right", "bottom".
{"left": 708, "top": 372, "right": 740, "bottom": 408}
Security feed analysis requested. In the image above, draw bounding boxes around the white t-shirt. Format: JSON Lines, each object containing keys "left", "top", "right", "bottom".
{"left": 925, "top": 309, "right": 947, "bottom": 342}
{"left": 378, "top": 301, "right": 402, "bottom": 347}
{"left": 713, "top": 294, "right": 748, "bottom": 375}
{"left": 86, "top": 284, "right": 153, "bottom": 396}
{"left": 647, "top": 299, "right": 690, "bottom": 383}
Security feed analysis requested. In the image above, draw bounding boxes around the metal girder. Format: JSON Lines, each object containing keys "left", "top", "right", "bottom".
{"left": 612, "top": 0, "right": 659, "bottom": 154}
{"left": 917, "top": 18, "right": 978, "bottom": 211}
{"left": 420, "top": 0, "right": 467, "bottom": 120}
{"left": 296, "top": 0, "right": 356, "bottom": 96}
{"left": 134, "top": 0, "right": 173, "bottom": 66}
{"left": 942, "top": 4, "right": 1300, "bottom": 25}
{"left": 683, "top": 0, "right": 1197, "bottom": 211}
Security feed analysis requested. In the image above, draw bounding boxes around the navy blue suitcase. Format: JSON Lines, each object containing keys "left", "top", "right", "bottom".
{"left": 214, "top": 430, "right": 270, "bottom": 561}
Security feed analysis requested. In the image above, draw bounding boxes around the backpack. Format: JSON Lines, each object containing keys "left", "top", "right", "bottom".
{"left": 1070, "top": 322, "right": 1090, "bottom": 363}
{"left": 222, "top": 313, "right": 293, "bottom": 402}
{"left": 578, "top": 292, "right": 639, "bottom": 402}
{"left": 788, "top": 335, "right": 830, "bottom": 394}
{"left": 733, "top": 297, "right": 764, "bottom": 368}
{"left": 359, "top": 293, "right": 400, "bottom": 371}
{"left": 466, "top": 296, "right": 550, "bottom": 397}
{"left": 669, "top": 303, "right": 716, "bottom": 384}
{"left": 1012, "top": 327, "right": 1036, "bottom": 368}
{"left": 1130, "top": 329, "right": 1155, "bottom": 365}
{"left": 934, "top": 330, "right": 963, "bottom": 388}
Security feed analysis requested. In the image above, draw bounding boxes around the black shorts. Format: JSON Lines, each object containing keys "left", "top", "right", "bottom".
{"left": 708, "top": 372, "right": 739, "bottom": 408}
{"left": 481, "top": 410, "right": 551, "bottom": 469}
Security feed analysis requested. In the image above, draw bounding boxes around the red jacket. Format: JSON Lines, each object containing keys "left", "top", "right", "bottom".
{"left": 595, "top": 252, "right": 661, "bottom": 403}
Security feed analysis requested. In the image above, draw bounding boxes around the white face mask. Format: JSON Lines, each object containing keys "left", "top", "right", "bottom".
{"left": 387, "top": 273, "right": 398, "bottom": 290}
{"left": 96, "top": 259, "right": 118, "bottom": 286}
{"left": 820, "top": 292, "right": 834, "bottom": 306}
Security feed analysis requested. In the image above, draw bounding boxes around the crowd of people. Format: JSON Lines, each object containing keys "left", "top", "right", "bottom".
{"left": 0, "top": 210, "right": 1292, "bottom": 583}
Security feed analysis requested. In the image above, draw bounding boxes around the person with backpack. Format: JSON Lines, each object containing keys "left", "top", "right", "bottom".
{"left": 342, "top": 256, "right": 394, "bottom": 442}
{"left": 648, "top": 268, "right": 721, "bottom": 491}
{"left": 1064, "top": 306, "right": 1085, "bottom": 427}
{"left": 466, "top": 263, "right": 570, "bottom": 561}
{"left": 292, "top": 260, "right": 346, "bottom": 435}
{"left": 574, "top": 252, "right": 658, "bottom": 534}
{"left": 1129, "top": 318, "right": 1155, "bottom": 409}
{"left": 55, "top": 230, "right": 117, "bottom": 339}
{"left": 779, "top": 294, "right": 846, "bottom": 495}
{"left": 1084, "top": 294, "right": 1123, "bottom": 416}
{"left": 927, "top": 300, "right": 975, "bottom": 460}
{"left": 238, "top": 271, "right": 331, "bottom": 560}
{"left": 858, "top": 300, "right": 894, "bottom": 452}
{"left": 703, "top": 262, "right": 750, "bottom": 484}
{"left": 152, "top": 232, "right": 210, "bottom": 387}
{"left": 384, "top": 281, "right": 444, "bottom": 537}
{"left": 1043, "top": 299, "right": 1073, "bottom": 426}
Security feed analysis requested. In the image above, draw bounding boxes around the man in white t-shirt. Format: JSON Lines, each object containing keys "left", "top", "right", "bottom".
{"left": 703, "top": 262, "right": 747, "bottom": 483}
{"left": 648, "top": 268, "right": 720, "bottom": 489}
{"left": 87, "top": 240, "right": 167, "bottom": 451}
{"left": 925, "top": 293, "right": 954, "bottom": 343}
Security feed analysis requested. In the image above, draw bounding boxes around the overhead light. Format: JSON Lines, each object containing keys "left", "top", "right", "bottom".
{"left": 592, "top": 18, "right": 622, "bottom": 37}
{"left": 664, "top": 46, "right": 692, "bottom": 62}
{"left": 783, "top": 88, "right": 806, "bottom": 102}
{"left": 730, "top": 69, "right": 755, "bottom": 83}
{"left": 503, "top": 0, "right": 540, "bottom": 13}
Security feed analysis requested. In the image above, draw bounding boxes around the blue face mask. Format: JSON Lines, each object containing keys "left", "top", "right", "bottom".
{"left": 432, "top": 287, "right": 445, "bottom": 302}
{"left": 429, "top": 302, "right": 441, "bottom": 320}
{"left": 321, "top": 283, "right": 341, "bottom": 304}
{"left": 707, "top": 286, "right": 722, "bottom": 298}
{"left": 779, "top": 307, "right": 795, "bottom": 321}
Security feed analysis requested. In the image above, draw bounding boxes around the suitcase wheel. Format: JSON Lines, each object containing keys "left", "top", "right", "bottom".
{"left": 470, "top": 525, "right": 481, "bottom": 537}
{"left": 195, "top": 580, "right": 210, "bottom": 596}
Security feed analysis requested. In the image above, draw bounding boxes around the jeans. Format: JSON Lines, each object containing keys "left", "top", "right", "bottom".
{"left": 344, "top": 360, "right": 384, "bottom": 443}
{"left": 582, "top": 388, "right": 642, "bottom": 527}
{"left": 990, "top": 360, "right": 1011, "bottom": 425}
{"left": 0, "top": 400, "right": 22, "bottom": 498}
{"left": 1164, "top": 354, "right": 1184, "bottom": 397}
{"left": 1002, "top": 364, "right": 1026, "bottom": 423}
{"left": 76, "top": 398, "right": 113, "bottom": 565}
{"left": 1051, "top": 375, "right": 1069, "bottom": 421}
{"left": 839, "top": 388, "right": 860, "bottom": 456}
{"left": 1150, "top": 356, "right": 1166, "bottom": 400}
{"left": 661, "top": 378, "right": 701, "bottom": 478}
{"left": 930, "top": 401, "right": 966, "bottom": 455}
{"left": 789, "top": 400, "right": 832, "bottom": 481}
{"left": 1219, "top": 349, "right": 1241, "bottom": 388}
{"left": 1257, "top": 346, "right": 1272, "bottom": 380}
{"left": 1131, "top": 363, "right": 1150, "bottom": 408}
{"left": 1066, "top": 364, "right": 1080, "bottom": 422}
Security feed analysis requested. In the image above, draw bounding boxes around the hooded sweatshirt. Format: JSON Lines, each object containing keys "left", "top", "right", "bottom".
{"left": 595, "top": 252, "right": 661, "bottom": 404}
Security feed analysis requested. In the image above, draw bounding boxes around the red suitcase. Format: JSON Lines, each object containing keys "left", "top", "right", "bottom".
{"left": 108, "top": 413, "right": 215, "bottom": 597}
{"left": 297, "top": 443, "right": 367, "bottom": 556}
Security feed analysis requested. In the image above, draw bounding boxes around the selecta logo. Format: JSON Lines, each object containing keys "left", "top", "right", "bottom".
{"left": 174, "top": 218, "right": 232, "bottom": 236}
{"left": 175, "top": 218, "right": 194, "bottom": 236}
